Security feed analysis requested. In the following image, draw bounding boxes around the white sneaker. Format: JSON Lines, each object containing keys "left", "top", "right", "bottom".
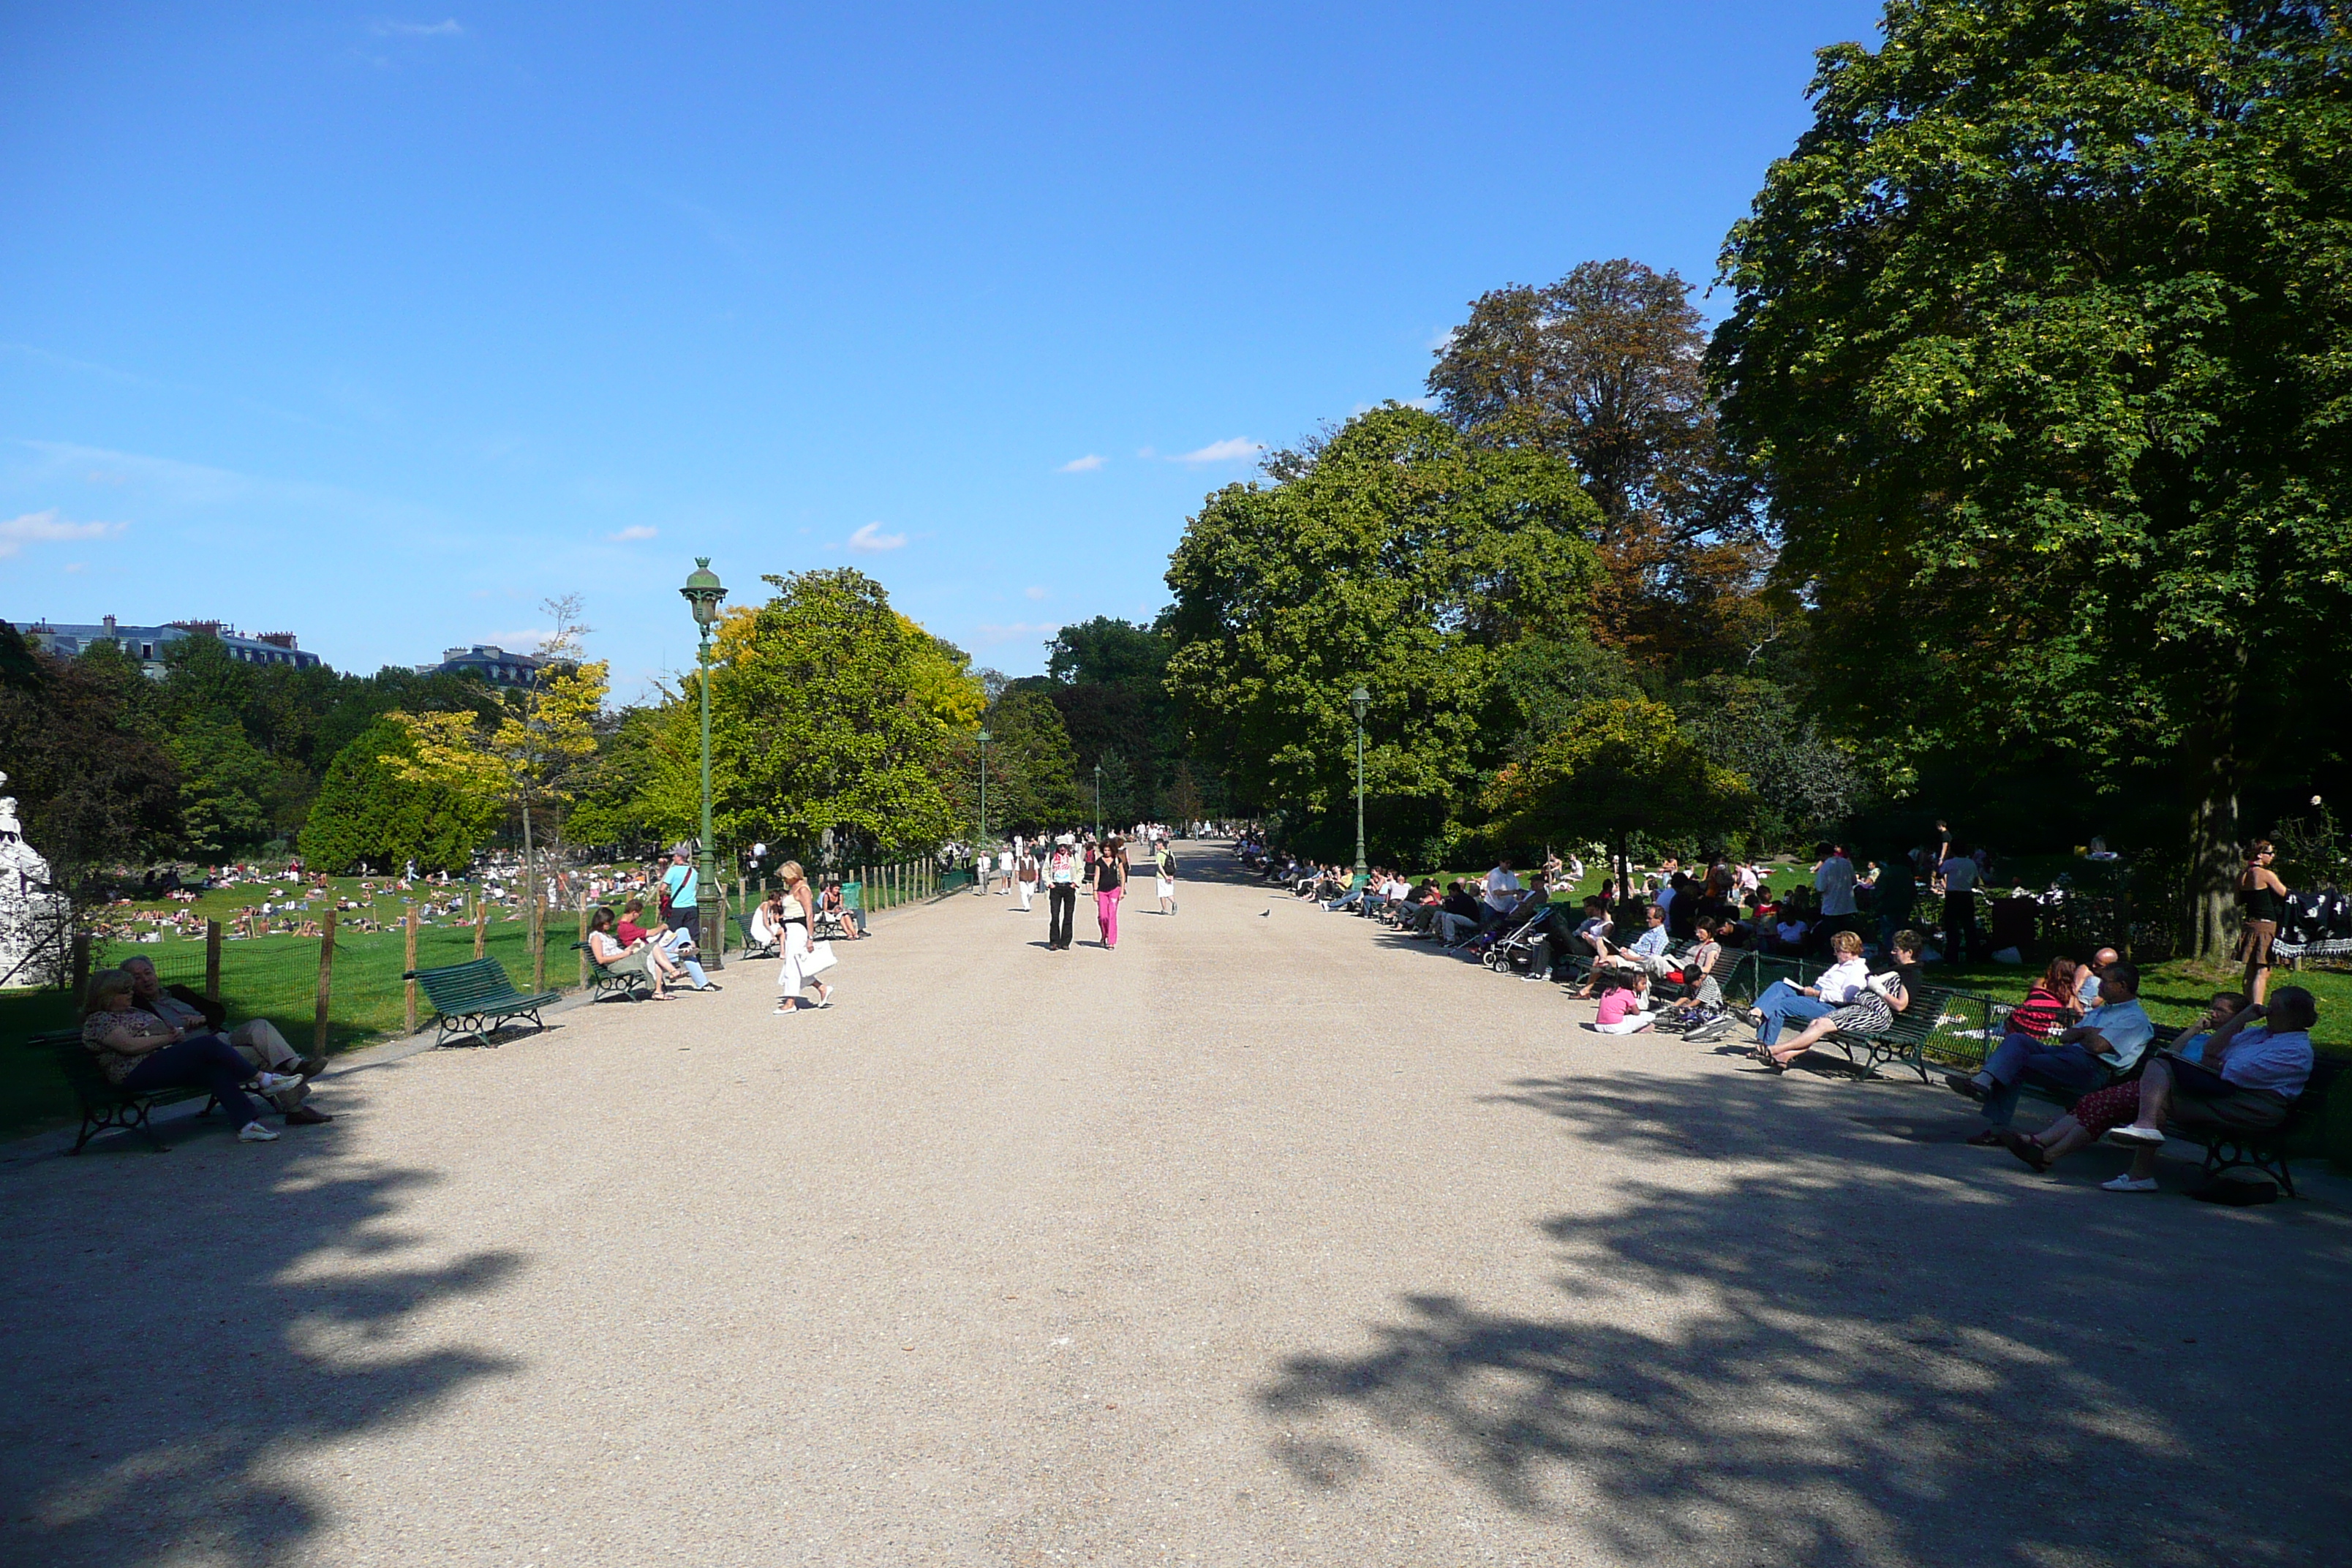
{"left": 2106, "top": 1125, "right": 2166, "bottom": 1145}
{"left": 252, "top": 1072, "right": 305, "bottom": 1096}
{"left": 2101, "top": 1175, "right": 2157, "bottom": 1192}
{"left": 238, "top": 1120, "right": 280, "bottom": 1142}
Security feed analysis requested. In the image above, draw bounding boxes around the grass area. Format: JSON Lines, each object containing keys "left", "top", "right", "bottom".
{"left": 1, "top": 864, "right": 942, "bottom": 1140}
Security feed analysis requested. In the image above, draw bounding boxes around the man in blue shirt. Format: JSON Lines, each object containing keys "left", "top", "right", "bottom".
{"left": 1950, "top": 960, "right": 2154, "bottom": 1128}
{"left": 2106, "top": 989, "right": 2318, "bottom": 1185}
{"left": 660, "top": 848, "right": 701, "bottom": 945}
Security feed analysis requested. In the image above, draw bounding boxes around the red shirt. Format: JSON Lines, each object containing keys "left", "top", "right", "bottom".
{"left": 617, "top": 917, "right": 651, "bottom": 946}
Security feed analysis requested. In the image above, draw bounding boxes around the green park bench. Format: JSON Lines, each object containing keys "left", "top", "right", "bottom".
{"left": 570, "top": 941, "right": 652, "bottom": 1004}
{"left": 730, "top": 911, "right": 777, "bottom": 959}
{"left": 402, "top": 957, "right": 561, "bottom": 1048}
{"left": 24, "top": 1027, "right": 225, "bottom": 1153}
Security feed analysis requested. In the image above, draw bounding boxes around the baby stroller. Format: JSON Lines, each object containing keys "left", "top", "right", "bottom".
{"left": 1480, "top": 909, "right": 1554, "bottom": 973}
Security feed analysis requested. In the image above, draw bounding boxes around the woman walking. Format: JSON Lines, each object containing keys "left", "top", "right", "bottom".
{"left": 1154, "top": 838, "right": 1176, "bottom": 916}
{"left": 1045, "top": 836, "right": 1079, "bottom": 949}
{"left": 1094, "top": 835, "right": 1128, "bottom": 949}
{"left": 772, "top": 861, "right": 834, "bottom": 1014}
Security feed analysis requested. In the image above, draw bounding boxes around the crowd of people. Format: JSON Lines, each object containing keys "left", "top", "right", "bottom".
{"left": 1257, "top": 835, "right": 2323, "bottom": 1200}
{"left": 970, "top": 829, "right": 1180, "bottom": 951}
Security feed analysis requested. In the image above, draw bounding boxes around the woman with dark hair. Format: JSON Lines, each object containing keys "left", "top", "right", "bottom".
{"left": 587, "top": 905, "right": 671, "bottom": 1000}
{"left": 1093, "top": 837, "right": 1128, "bottom": 949}
{"left": 2238, "top": 840, "right": 2288, "bottom": 1004}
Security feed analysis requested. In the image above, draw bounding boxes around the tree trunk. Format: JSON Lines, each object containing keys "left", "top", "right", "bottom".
{"left": 2185, "top": 710, "right": 2242, "bottom": 963}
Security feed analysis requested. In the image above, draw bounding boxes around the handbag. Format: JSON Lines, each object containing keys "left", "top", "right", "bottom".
{"left": 802, "top": 940, "right": 840, "bottom": 978}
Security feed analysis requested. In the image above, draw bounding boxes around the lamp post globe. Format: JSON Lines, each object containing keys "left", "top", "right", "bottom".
{"left": 1349, "top": 686, "right": 1370, "bottom": 877}
{"left": 679, "top": 558, "right": 727, "bottom": 966}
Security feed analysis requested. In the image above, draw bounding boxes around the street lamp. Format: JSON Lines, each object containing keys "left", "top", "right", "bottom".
{"left": 679, "top": 557, "right": 727, "bottom": 968}
{"left": 1349, "top": 685, "right": 1370, "bottom": 876}
{"left": 1094, "top": 762, "right": 1103, "bottom": 838}
{"left": 975, "top": 728, "right": 992, "bottom": 894}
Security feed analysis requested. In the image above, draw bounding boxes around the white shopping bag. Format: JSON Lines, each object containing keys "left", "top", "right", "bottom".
{"left": 802, "top": 940, "right": 840, "bottom": 978}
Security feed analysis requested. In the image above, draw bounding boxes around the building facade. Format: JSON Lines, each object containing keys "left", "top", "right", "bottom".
{"left": 18, "top": 617, "right": 325, "bottom": 677}
{"left": 417, "top": 644, "right": 546, "bottom": 688}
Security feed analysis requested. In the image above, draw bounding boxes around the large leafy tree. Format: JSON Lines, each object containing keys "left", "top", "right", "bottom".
{"left": 298, "top": 717, "right": 500, "bottom": 874}
{"left": 0, "top": 633, "right": 180, "bottom": 878}
{"left": 708, "top": 568, "right": 964, "bottom": 859}
{"left": 1712, "top": 0, "right": 2352, "bottom": 955}
{"left": 1483, "top": 697, "right": 1753, "bottom": 891}
{"left": 1164, "top": 404, "right": 1602, "bottom": 859}
{"left": 1430, "top": 259, "right": 1770, "bottom": 663}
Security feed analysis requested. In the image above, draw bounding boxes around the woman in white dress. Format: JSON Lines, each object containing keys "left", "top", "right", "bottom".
{"left": 772, "top": 862, "right": 834, "bottom": 1014}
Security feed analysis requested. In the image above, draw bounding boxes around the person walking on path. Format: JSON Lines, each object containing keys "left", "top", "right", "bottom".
{"left": 772, "top": 861, "right": 834, "bottom": 1014}
{"left": 1154, "top": 839, "right": 1177, "bottom": 916}
{"left": 1094, "top": 836, "right": 1128, "bottom": 949}
{"left": 1016, "top": 846, "right": 1039, "bottom": 913}
{"left": 1046, "top": 836, "right": 1080, "bottom": 950}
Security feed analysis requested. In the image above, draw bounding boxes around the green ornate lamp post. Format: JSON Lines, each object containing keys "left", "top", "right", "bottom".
{"left": 975, "top": 728, "right": 991, "bottom": 893}
{"left": 680, "top": 558, "right": 727, "bottom": 967}
{"left": 1094, "top": 762, "right": 1103, "bottom": 838}
{"left": 1350, "top": 685, "right": 1370, "bottom": 877}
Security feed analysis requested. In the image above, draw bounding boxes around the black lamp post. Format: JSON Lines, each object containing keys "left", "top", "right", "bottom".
{"left": 679, "top": 558, "right": 727, "bottom": 966}
{"left": 1094, "top": 762, "right": 1103, "bottom": 838}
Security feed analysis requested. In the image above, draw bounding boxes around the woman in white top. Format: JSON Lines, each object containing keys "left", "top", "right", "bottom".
{"left": 749, "top": 892, "right": 785, "bottom": 951}
{"left": 772, "top": 862, "right": 834, "bottom": 1014}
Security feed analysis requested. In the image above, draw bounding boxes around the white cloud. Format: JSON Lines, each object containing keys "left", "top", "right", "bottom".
{"left": 373, "top": 18, "right": 464, "bottom": 37}
{"left": 1172, "top": 437, "right": 1263, "bottom": 465}
{"left": 0, "top": 508, "right": 126, "bottom": 559}
{"left": 847, "top": 521, "right": 907, "bottom": 553}
{"left": 1057, "top": 453, "right": 1106, "bottom": 473}
{"left": 1024, "top": 586, "right": 1049, "bottom": 601}
{"left": 608, "top": 524, "right": 658, "bottom": 542}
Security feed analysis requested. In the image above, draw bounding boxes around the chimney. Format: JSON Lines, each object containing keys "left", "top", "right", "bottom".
{"left": 102, "top": 614, "right": 116, "bottom": 638}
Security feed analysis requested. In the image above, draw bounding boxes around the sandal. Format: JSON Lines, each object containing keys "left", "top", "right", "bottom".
{"left": 1996, "top": 1128, "right": 2051, "bottom": 1173}
{"left": 1964, "top": 1128, "right": 2007, "bottom": 1147}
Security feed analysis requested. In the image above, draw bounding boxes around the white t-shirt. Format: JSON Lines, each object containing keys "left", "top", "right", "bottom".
{"left": 1815, "top": 855, "right": 1857, "bottom": 917}
{"left": 1816, "top": 957, "right": 1871, "bottom": 1005}
{"left": 1484, "top": 867, "right": 1521, "bottom": 912}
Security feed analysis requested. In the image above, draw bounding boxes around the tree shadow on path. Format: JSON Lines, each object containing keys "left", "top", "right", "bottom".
{"left": 0, "top": 1118, "right": 524, "bottom": 1567}
{"left": 1262, "top": 1069, "right": 2352, "bottom": 1567}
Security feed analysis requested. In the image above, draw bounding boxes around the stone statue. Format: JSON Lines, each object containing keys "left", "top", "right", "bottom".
{"left": 0, "top": 770, "right": 70, "bottom": 987}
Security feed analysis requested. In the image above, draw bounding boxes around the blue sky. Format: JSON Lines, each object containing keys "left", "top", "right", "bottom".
{"left": 1, "top": 1, "right": 1882, "bottom": 698}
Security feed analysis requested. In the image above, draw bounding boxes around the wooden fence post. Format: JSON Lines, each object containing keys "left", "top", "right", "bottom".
{"left": 313, "top": 910, "right": 337, "bottom": 1054}
{"left": 532, "top": 894, "right": 548, "bottom": 992}
{"left": 404, "top": 908, "right": 420, "bottom": 1035}
{"left": 69, "top": 932, "right": 91, "bottom": 1006}
{"left": 205, "top": 919, "right": 222, "bottom": 1003}
{"left": 474, "top": 910, "right": 487, "bottom": 959}
{"left": 576, "top": 890, "right": 589, "bottom": 986}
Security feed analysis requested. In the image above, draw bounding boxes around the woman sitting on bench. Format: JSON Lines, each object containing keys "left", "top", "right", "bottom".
{"left": 1757, "top": 929, "right": 1922, "bottom": 1071}
{"left": 592, "top": 905, "right": 678, "bottom": 999}
{"left": 80, "top": 968, "right": 307, "bottom": 1144}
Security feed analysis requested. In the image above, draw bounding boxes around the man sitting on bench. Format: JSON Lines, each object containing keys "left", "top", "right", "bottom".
{"left": 2099, "top": 989, "right": 2317, "bottom": 1190}
{"left": 121, "top": 954, "right": 330, "bottom": 1126}
{"left": 1948, "top": 960, "right": 2152, "bottom": 1131}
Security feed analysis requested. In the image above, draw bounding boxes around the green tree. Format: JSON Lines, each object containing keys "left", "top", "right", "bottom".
{"left": 1047, "top": 617, "right": 1172, "bottom": 693}
{"left": 0, "top": 633, "right": 180, "bottom": 878}
{"left": 297, "top": 717, "right": 499, "bottom": 873}
{"left": 1712, "top": 0, "right": 2352, "bottom": 955}
{"left": 1676, "top": 675, "right": 1864, "bottom": 848}
{"left": 968, "top": 689, "right": 1083, "bottom": 836}
{"left": 1429, "top": 258, "right": 1771, "bottom": 663}
{"left": 165, "top": 715, "right": 281, "bottom": 855}
{"left": 1164, "top": 404, "right": 1602, "bottom": 859}
{"left": 1483, "top": 697, "right": 1753, "bottom": 892}
{"left": 709, "top": 568, "right": 963, "bottom": 859}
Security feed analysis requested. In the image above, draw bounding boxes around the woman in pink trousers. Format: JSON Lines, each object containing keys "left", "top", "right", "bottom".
{"left": 1093, "top": 836, "right": 1128, "bottom": 949}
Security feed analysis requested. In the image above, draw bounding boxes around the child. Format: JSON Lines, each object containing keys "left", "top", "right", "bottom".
{"left": 1591, "top": 972, "right": 1655, "bottom": 1034}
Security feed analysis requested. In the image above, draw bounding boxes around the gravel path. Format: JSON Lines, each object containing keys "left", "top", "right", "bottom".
{"left": 4, "top": 844, "right": 2348, "bottom": 1567}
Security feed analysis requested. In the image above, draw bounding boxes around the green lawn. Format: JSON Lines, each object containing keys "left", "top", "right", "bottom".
{"left": 3, "top": 864, "right": 940, "bottom": 1140}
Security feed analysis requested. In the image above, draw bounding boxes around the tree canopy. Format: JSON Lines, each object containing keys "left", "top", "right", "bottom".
{"left": 1712, "top": 0, "right": 2352, "bottom": 951}
{"left": 1164, "top": 403, "right": 1603, "bottom": 859}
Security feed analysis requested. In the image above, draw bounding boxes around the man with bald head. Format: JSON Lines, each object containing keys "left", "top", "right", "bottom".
{"left": 120, "top": 955, "right": 331, "bottom": 1125}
